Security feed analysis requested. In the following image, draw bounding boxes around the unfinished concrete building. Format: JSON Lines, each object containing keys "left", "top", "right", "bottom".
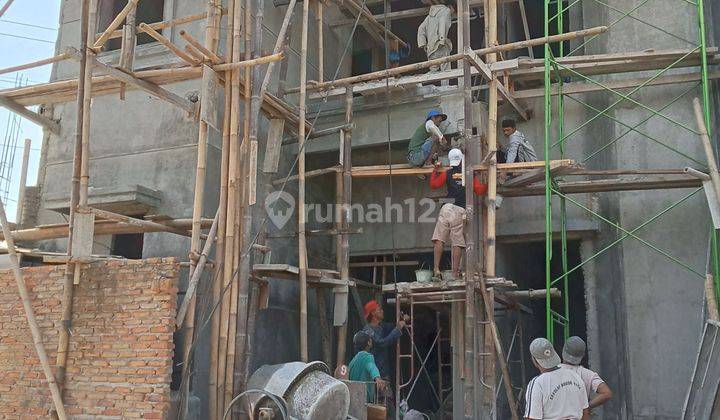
{"left": 0, "top": 0, "right": 719, "bottom": 418}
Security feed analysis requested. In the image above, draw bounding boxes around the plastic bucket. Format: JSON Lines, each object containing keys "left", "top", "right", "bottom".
{"left": 415, "top": 269, "right": 433, "bottom": 283}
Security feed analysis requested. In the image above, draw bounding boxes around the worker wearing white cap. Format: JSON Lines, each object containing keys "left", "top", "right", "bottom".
{"left": 525, "top": 338, "right": 589, "bottom": 420}
{"left": 429, "top": 148, "right": 487, "bottom": 279}
{"left": 560, "top": 336, "right": 613, "bottom": 411}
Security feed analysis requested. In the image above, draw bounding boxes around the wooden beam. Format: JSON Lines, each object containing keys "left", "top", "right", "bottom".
{"left": 0, "top": 95, "right": 60, "bottom": 134}
{"left": 180, "top": 29, "right": 224, "bottom": 64}
{"left": 71, "top": 48, "right": 196, "bottom": 114}
{"left": 0, "top": 199, "right": 68, "bottom": 419}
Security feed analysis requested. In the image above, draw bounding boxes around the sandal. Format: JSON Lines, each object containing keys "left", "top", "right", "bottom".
{"left": 432, "top": 271, "right": 443, "bottom": 282}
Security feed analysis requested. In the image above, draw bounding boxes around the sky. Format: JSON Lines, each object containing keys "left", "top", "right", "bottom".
{"left": 0, "top": 0, "right": 62, "bottom": 222}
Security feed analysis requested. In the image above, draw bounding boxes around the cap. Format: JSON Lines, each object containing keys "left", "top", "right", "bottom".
{"left": 364, "top": 300, "right": 380, "bottom": 320}
{"left": 448, "top": 149, "right": 464, "bottom": 167}
{"left": 530, "top": 338, "right": 561, "bottom": 369}
{"left": 562, "top": 336, "right": 586, "bottom": 365}
{"left": 426, "top": 109, "right": 448, "bottom": 121}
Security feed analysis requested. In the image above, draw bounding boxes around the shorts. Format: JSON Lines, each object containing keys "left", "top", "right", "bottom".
{"left": 432, "top": 203, "right": 466, "bottom": 247}
{"left": 407, "top": 138, "right": 433, "bottom": 167}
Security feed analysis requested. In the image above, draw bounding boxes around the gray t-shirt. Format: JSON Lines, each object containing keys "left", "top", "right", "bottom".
{"left": 504, "top": 130, "right": 537, "bottom": 163}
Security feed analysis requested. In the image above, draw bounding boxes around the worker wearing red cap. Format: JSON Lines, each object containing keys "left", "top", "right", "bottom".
{"left": 360, "top": 300, "right": 409, "bottom": 379}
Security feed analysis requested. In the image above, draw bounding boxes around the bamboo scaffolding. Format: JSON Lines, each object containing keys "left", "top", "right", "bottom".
{"left": 209, "top": 1, "right": 235, "bottom": 416}
{"left": 287, "top": 26, "right": 607, "bottom": 93}
{"left": 0, "top": 199, "right": 68, "bottom": 419}
{"left": 485, "top": 0, "right": 498, "bottom": 278}
{"left": 55, "top": 0, "right": 92, "bottom": 398}
{"left": 180, "top": 30, "right": 224, "bottom": 64}
{"left": 297, "top": 0, "right": 310, "bottom": 363}
{"left": 97, "top": 11, "right": 224, "bottom": 41}
{"left": 0, "top": 96, "right": 59, "bottom": 134}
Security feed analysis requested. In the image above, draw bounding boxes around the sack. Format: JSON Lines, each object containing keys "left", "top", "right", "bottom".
{"left": 367, "top": 404, "right": 387, "bottom": 420}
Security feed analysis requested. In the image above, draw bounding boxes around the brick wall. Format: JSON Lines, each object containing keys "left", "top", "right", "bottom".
{"left": 0, "top": 258, "right": 179, "bottom": 418}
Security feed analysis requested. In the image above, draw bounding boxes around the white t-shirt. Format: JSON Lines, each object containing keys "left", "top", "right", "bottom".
{"left": 524, "top": 367, "right": 589, "bottom": 419}
{"left": 559, "top": 363, "right": 605, "bottom": 399}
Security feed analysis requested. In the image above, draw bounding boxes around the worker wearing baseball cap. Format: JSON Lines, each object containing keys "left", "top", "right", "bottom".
{"left": 360, "top": 300, "right": 409, "bottom": 379}
{"left": 525, "top": 338, "right": 589, "bottom": 419}
{"left": 560, "top": 336, "right": 613, "bottom": 411}
{"left": 429, "top": 148, "right": 488, "bottom": 280}
{"left": 406, "top": 109, "right": 448, "bottom": 167}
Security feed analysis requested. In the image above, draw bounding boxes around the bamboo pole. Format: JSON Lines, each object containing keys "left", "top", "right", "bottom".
{"left": 486, "top": 0, "right": 498, "bottom": 277}
{"left": 180, "top": 30, "right": 224, "bottom": 64}
{"left": 93, "top": 0, "right": 139, "bottom": 50}
{"left": 0, "top": 199, "right": 68, "bottom": 419}
{"left": 317, "top": 0, "right": 324, "bottom": 83}
{"left": 80, "top": 207, "right": 193, "bottom": 237}
{"left": 15, "top": 138, "right": 31, "bottom": 224}
{"left": 217, "top": 0, "right": 243, "bottom": 411}
{"left": 138, "top": 23, "right": 200, "bottom": 66}
{"left": 0, "top": 54, "right": 72, "bottom": 76}
{"left": 118, "top": 4, "right": 136, "bottom": 99}
{"left": 213, "top": 52, "right": 282, "bottom": 71}
{"left": 693, "top": 98, "right": 720, "bottom": 204}
{"left": 0, "top": 0, "right": 15, "bottom": 18}
{"left": 336, "top": 87, "right": 353, "bottom": 370}
{"left": 56, "top": 0, "right": 91, "bottom": 396}
{"left": 234, "top": 0, "right": 265, "bottom": 397}
{"left": 182, "top": 2, "right": 221, "bottom": 415}
{"left": 297, "top": 0, "right": 310, "bottom": 362}
{"left": 288, "top": 26, "right": 607, "bottom": 93}
{"left": 209, "top": 2, "right": 234, "bottom": 417}
{"left": 96, "top": 11, "right": 223, "bottom": 41}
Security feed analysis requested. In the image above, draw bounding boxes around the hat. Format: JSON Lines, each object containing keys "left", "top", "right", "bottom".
{"left": 530, "top": 338, "right": 561, "bottom": 369}
{"left": 448, "top": 149, "right": 464, "bottom": 167}
{"left": 426, "top": 109, "right": 448, "bottom": 121}
{"left": 562, "top": 336, "right": 586, "bottom": 365}
{"left": 364, "top": 300, "right": 380, "bottom": 320}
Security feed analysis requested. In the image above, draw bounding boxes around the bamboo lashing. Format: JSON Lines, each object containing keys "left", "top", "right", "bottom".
{"left": 0, "top": 198, "right": 68, "bottom": 419}
{"left": 93, "top": 0, "right": 139, "bottom": 51}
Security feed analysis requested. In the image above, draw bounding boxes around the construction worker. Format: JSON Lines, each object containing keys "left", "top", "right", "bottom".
{"left": 361, "top": 300, "right": 409, "bottom": 378}
{"left": 500, "top": 118, "right": 538, "bottom": 164}
{"left": 429, "top": 148, "right": 487, "bottom": 279}
{"left": 525, "top": 337, "right": 590, "bottom": 420}
{"left": 417, "top": 0, "right": 456, "bottom": 73}
{"left": 348, "top": 331, "right": 386, "bottom": 402}
{"left": 407, "top": 109, "right": 447, "bottom": 167}
{"left": 560, "top": 336, "right": 613, "bottom": 412}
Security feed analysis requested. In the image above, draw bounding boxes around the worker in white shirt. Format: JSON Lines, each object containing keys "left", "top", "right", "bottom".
{"left": 525, "top": 338, "right": 589, "bottom": 420}
{"left": 407, "top": 109, "right": 447, "bottom": 167}
{"left": 417, "top": 0, "right": 456, "bottom": 73}
{"left": 560, "top": 336, "right": 613, "bottom": 412}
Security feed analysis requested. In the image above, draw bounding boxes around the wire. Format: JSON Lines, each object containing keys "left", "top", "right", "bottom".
{"left": 0, "top": 31, "right": 55, "bottom": 44}
{"left": 0, "top": 19, "right": 58, "bottom": 31}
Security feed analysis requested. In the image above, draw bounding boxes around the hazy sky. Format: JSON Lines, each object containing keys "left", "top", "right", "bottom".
{"left": 0, "top": 0, "right": 61, "bottom": 221}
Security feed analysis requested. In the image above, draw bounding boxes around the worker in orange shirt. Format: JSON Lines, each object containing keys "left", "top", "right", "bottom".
{"left": 429, "top": 148, "right": 487, "bottom": 280}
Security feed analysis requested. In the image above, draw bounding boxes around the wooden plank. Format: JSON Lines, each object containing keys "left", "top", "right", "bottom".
{"left": 500, "top": 176, "right": 702, "bottom": 197}
{"left": 78, "top": 50, "right": 196, "bottom": 114}
{"left": 263, "top": 118, "right": 285, "bottom": 173}
{"left": 503, "top": 162, "right": 581, "bottom": 187}
{"left": 515, "top": 71, "right": 720, "bottom": 99}
{"left": 199, "top": 64, "right": 223, "bottom": 130}
{"left": 0, "top": 95, "right": 59, "bottom": 134}
{"left": 70, "top": 212, "right": 94, "bottom": 259}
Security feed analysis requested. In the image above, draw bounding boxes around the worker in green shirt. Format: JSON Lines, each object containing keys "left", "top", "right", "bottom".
{"left": 407, "top": 109, "right": 447, "bottom": 167}
{"left": 348, "top": 330, "right": 386, "bottom": 402}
